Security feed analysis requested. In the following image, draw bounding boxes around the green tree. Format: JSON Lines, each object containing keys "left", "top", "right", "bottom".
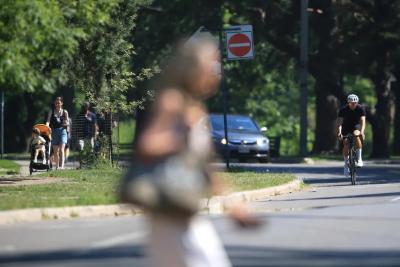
{"left": 67, "top": 0, "right": 153, "bottom": 116}
{"left": 342, "top": 0, "right": 400, "bottom": 158}
{"left": 131, "top": 0, "right": 221, "bottom": 141}
{"left": 0, "top": 0, "right": 114, "bottom": 151}
{"left": 0, "top": 0, "right": 115, "bottom": 93}
{"left": 393, "top": 53, "right": 400, "bottom": 154}
{"left": 0, "top": 0, "right": 148, "bottom": 151}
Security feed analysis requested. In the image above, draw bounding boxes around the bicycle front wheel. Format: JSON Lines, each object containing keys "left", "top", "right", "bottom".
{"left": 349, "top": 149, "right": 357, "bottom": 185}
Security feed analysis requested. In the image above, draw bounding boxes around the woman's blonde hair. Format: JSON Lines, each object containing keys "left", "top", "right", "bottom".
{"left": 158, "top": 37, "right": 219, "bottom": 94}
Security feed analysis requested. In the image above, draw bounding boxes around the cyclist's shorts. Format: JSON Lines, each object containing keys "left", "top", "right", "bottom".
{"left": 342, "top": 124, "right": 361, "bottom": 135}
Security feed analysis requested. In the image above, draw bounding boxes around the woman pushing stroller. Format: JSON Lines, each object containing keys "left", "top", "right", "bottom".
{"left": 46, "top": 96, "right": 70, "bottom": 170}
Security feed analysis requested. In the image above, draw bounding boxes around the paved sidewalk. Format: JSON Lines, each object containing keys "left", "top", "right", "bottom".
{"left": 14, "top": 158, "right": 79, "bottom": 177}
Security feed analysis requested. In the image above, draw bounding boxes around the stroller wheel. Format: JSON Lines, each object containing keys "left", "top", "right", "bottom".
{"left": 29, "top": 167, "right": 33, "bottom": 175}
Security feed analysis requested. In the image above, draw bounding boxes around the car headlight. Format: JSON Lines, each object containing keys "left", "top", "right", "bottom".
{"left": 257, "top": 139, "right": 267, "bottom": 145}
{"left": 221, "top": 138, "right": 227, "bottom": 145}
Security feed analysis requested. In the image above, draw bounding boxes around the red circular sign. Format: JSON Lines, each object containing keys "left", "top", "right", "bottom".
{"left": 228, "top": 33, "right": 251, "bottom": 57}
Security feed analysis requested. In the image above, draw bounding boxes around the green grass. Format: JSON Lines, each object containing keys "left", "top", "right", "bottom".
{"left": 114, "top": 119, "right": 135, "bottom": 144}
{"left": 0, "top": 167, "right": 297, "bottom": 211}
{"left": 111, "top": 119, "right": 135, "bottom": 159}
{"left": 220, "top": 169, "right": 296, "bottom": 192}
{"left": 0, "top": 167, "right": 120, "bottom": 210}
{"left": 0, "top": 159, "right": 21, "bottom": 175}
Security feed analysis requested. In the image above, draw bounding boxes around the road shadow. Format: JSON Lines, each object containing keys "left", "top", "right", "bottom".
{"left": 0, "top": 245, "right": 148, "bottom": 267}
{"left": 228, "top": 245, "right": 400, "bottom": 267}
{"left": 240, "top": 165, "right": 400, "bottom": 186}
{"left": 0, "top": 244, "right": 399, "bottom": 267}
{"left": 306, "top": 175, "right": 400, "bottom": 186}
{"left": 273, "top": 191, "right": 400, "bottom": 203}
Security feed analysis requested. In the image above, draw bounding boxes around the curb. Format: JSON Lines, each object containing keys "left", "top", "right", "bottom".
{"left": 0, "top": 205, "right": 142, "bottom": 225}
{"left": 200, "top": 178, "right": 302, "bottom": 214}
{"left": 0, "top": 179, "right": 302, "bottom": 225}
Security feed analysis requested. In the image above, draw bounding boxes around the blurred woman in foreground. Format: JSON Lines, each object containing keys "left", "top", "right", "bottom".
{"left": 135, "top": 37, "right": 258, "bottom": 267}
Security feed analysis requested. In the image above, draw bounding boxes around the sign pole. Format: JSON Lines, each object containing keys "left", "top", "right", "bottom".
{"left": 195, "top": 27, "right": 230, "bottom": 168}
{"left": 300, "top": 0, "right": 309, "bottom": 157}
{"left": 0, "top": 90, "right": 4, "bottom": 159}
{"left": 218, "top": 30, "right": 230, "bottom": 169}
{"left": 198, "top": 25, "right": 254, "bottom": 168}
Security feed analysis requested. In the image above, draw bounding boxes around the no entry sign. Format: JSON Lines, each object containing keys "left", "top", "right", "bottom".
{"left": 225, "top": 25, "right": 254, "bottom": 60}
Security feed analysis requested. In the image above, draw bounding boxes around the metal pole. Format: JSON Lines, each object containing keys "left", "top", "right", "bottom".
{"left": 0, "top": 90, "right": 4, "bottom": 159}
{"left": 106, "top": 74, "right": 114, "bottom": 166}
{"left": 300, "top": 0, "right": 309, "bottom": 156}
{"left": 219, "top": 30, "right": 230, "bottom": 169}
{"left": 109, "top": 111, "right": 113, "bottom": 165}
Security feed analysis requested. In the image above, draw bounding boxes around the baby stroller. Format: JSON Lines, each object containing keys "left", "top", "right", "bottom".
{"left": 29, "top": 124, "right": 52, "bottom": 175}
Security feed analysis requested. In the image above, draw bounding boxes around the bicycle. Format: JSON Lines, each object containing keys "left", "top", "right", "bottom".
{"left": 344, "top": 134, "right": 358, "bottom": 185}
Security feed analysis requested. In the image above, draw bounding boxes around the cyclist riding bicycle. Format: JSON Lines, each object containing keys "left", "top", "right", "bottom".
{"left": 336, "top": 94, "right": 366, "bottom": 176}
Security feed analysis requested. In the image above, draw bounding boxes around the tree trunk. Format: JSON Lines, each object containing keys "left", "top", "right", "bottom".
{"left": 60, "top": 84, "right": 75, "bottom": 116}
{"left": 369, "top": 81, "right": 393, "bottom": 158}
{"left": 313, "top": 79, "right": 342, "bottom": 153}
{"left": 392, "top": 72, "right": 400, "bottom": 155}
{"left": 23, "top": 93, "right": 37, "bottom": 151}
{"left": 361, "top": 2, "right": 397, "bottom": 158}
{"left": 309, "top": 0, "right": 346, "bottom": 153}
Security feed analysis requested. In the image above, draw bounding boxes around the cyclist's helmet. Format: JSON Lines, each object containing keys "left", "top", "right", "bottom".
{"left": 347, "top": 94, "right": 359, "bottom": 103}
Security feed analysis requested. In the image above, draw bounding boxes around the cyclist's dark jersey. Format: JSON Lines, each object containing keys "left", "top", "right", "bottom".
{"left": 338, "top": 104, "right": 366, "bottom": 135}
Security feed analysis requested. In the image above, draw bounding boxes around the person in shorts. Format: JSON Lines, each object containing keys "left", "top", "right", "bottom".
{"left": 46, "top": 96, "right": 69, "bottom": 169}
{"left": 75, "top": 101, "right": 98, "bottom": 151}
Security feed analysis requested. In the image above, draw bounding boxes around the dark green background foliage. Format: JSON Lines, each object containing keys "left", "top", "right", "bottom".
{"left": 1, "top": 0, "right": 400, "bottom": 158}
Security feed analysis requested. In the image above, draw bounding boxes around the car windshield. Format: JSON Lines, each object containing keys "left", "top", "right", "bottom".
{"left": 210, "top": 115, "right": 259, "bottom": 131}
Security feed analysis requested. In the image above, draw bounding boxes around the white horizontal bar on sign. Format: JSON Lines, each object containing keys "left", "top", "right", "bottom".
{"left": 229, "top": 43, "right": 250, "bottom": 48}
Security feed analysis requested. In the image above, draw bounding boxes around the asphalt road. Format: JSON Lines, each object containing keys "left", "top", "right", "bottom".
{"left": 0, "top": 160, "right": 399, "bottom": 266}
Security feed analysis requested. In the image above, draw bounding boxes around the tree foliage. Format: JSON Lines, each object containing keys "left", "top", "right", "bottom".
{"left": 1, "top": 0, "right": 400, "bottom": 157}
{"left": 222, "top": 0, "right": 400, "bottom": 157}
{"left": 0, "top": 0, "right": 74, "bottom": 92}
{"left": 66, "top": 0, "right": 153, "bottom": 115}
{"left": 0, "top": 0, "right": 117, "bottom": 93}
{"left": 0, "top": 0, "right": 152, "bottom": 151}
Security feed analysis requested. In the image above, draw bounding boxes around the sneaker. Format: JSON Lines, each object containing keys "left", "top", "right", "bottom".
{"left": 33, "top": 159, "right": 37, "bottom": 163}
{"left": 42, "top": 159, "right": 46, "bottom": 165}
{"left": 355, "top": 159, "right": 363, "bottom": 167}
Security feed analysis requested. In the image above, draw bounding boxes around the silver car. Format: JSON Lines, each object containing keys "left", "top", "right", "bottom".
{"left": 209, "top": 114, "right": 270, "bottom": 163}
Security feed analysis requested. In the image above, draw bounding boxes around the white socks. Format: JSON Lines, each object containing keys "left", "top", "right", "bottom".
{"left": 345, "top": 149, "right": 362, "bottom": 162}
{"left": 356, "top": 149, "right": 362, "bottom": 161}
